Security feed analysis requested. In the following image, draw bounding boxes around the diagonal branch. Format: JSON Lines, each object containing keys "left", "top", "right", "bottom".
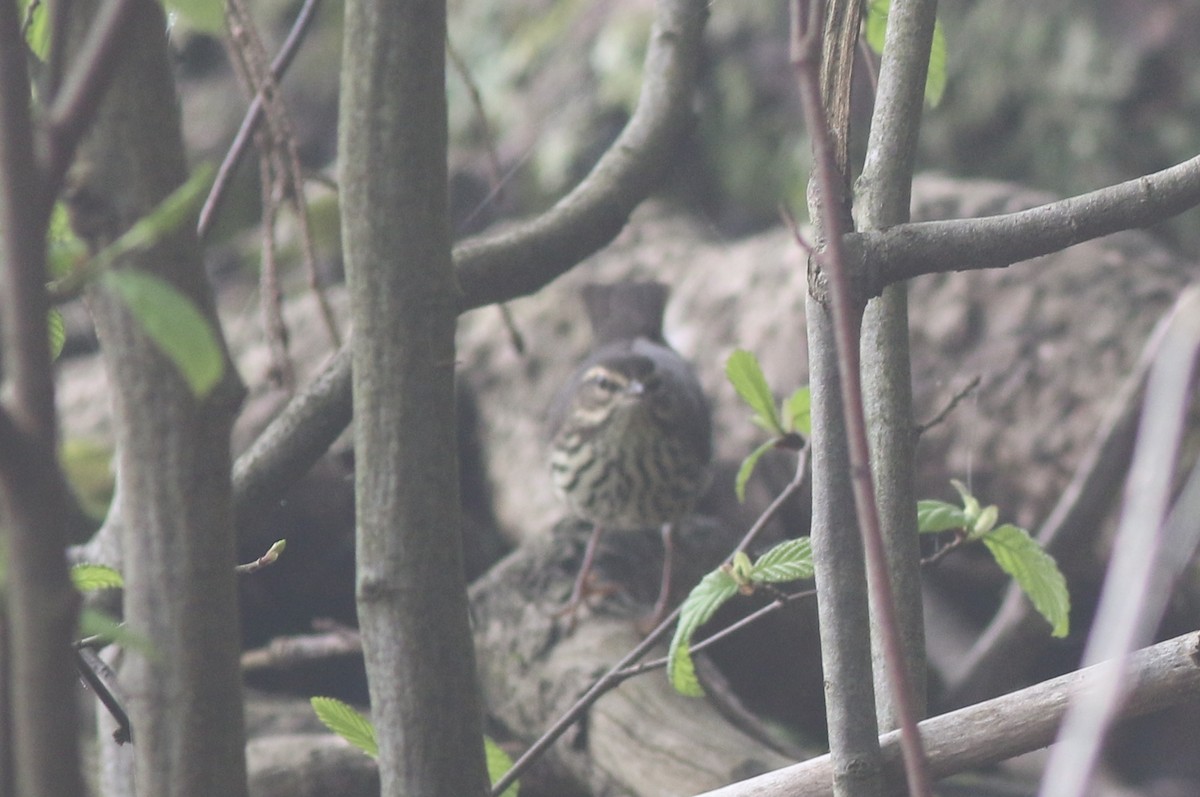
{"left": 226, "top": 0, "right": 709, "bottom": 525}
{"left": 38, "top": 0, "right": 139, "bottom": 208}
{"left": 452, "top": 0, "right": 708, "bottom": 312}
{"left": 695, "top": 632, "right": 1200, "bottom": 797}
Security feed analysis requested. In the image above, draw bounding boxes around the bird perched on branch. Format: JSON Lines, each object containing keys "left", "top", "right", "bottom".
{"left": 549, "top": 281, "right": 712, "bottom": 627}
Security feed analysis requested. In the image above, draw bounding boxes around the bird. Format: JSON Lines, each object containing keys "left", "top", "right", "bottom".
{"left": 548, "top": 281, "right": 712, "bottom": 627}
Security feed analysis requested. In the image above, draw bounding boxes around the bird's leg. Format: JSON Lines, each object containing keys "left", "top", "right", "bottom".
{"left": 556, "top": 524, "right": 607, "bottom": 628}
{"left": 647, "top": 521, "right": 675, "bottom": 629}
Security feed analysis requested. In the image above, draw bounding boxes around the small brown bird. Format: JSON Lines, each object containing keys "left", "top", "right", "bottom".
{"left": 549, "top": 281, "right": 712, "bottom": 626}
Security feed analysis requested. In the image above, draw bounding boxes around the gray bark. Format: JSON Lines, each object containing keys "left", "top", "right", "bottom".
{"left": 71, "top": 2, "right": 249, "bottom": 795}
{"left": 339, "top": 0, "right": 489, "bottom": 794}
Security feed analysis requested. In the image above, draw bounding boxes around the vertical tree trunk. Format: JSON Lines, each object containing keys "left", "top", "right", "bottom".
{"left": 340, "top": 0, "right": 489, "bottom": 794}
{"left": 0, "top": 1, "right": 85, "bottom": 794}
{"left": 70, "top": 2, "right": 249, "bottom": 795}
{"left": 857, "top": 0, "right": 940, "bottom": 729}
{"left": 804, "top": 0, "right": 882, "bottom": 794}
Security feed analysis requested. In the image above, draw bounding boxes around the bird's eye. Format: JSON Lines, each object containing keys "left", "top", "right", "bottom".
{"left": 587, "top": 371, "right": 622, "bottom": 392}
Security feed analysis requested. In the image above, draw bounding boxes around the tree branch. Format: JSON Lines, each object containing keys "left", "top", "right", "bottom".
{"left": 452, "top": 0, "right": 708, "bottom": 312}
{"left": 856, "top": 154, "right": 1200, "bottom": 292}
{"left": 38, "top": 0, "right": 139, "bottom": 208}
{"left": 226, "top": 0, "right": 708, "bottom": 522}
{"left": 695, "top": 632, "right": 1200, "bottom": 797}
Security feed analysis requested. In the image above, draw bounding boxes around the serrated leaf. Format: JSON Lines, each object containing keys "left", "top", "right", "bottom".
{"left": 667, "top": 569, "right": 739, "bottom": 697}
{"left": 165, "top": 0, "right": 225, "bottom": 33}
{"left": 71, "top": 563, "right": 124, "bottom": 591}
{"left": 917, "top": 499, "right": 968, "bottom": 533}
{"left": 79, "top": 609, "right": 155, "bottom": 656}
{"left": 865, "top": 0, "right": 947, "bottom": 107}
{"left": 101, "top": 270, "right": 225, "bottom": 398}
{"left": 981, "top": 524, "right": 1070, "bottom": 638}
{"left": 782, "top": 387, "right": 811, "bottom": 436}
{"left": 726, "top": 349, "right": 782, "bottom": 436}
{"left": 48, "top": 310, "right": 65, "bottom": 361}
{"left": 750, "top": 537, "right": 814, "bottom": 584}
{"left": 735, "top": 439, "right": 777, "bottom": 503}
{"left": 485, "top": 737, "right": 519, "bottom": 797}
{"left": 311, "top": 697, "right": 378, "bottom": 758}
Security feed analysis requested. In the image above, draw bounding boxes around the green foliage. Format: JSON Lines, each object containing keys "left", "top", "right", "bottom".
{"left": 163, "top": 0, "right": 225, "bottom": 34}
{"left": 311, "top": 697, "right": 378, "bottom": 758}
{"left": 864, "top": 0, "right": 948, "bottom": 107}
{"left": 60, "top": 438, "right": 116, "bottom": 523}
{"left": 17, "top": 0, "right": 50, "bottom": 59}
{"left": 669, "top": 538, "right": 814, "bottom": 696}
{"left": 725, "top": 350, "right": 809, "bottom": 501}
{"left": 79, "top": 608, "right": 155, "bottom": 656}
{"left": 47, "top": 202, "right": 87, "bottom": 281}
{"left": 919, "top": 481, "right": 1070, "bottom": 637}
{"left": 916, "top": 499, "right": 968, "bottom": 533}
{"left": 101, "top": 269, "right": 225, "bottom": 398}
{"left": 982, "top": 525, "right": 1070, "bottom": 638}
{"left": 71, "top": 563, "right": 124, "bottom": 591}
{"left": 48, "top": 167, "right": 226, "bottom": 398}
{"left": 48, "top": 309, "right": 65, "bottom": 360}
{"left": 485, "top": 737, "right": 519, "bottom": 797}
{"left": 311, "top": 697, "right": 519, "bottom": 794}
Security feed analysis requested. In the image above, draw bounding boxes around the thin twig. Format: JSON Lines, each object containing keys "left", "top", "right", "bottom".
{"left": 790, "top": 0, "right": 931, "bottom": 794}
{"left": 914, "top": 375, "right": 981, "bottom": 437}
{"left": 197, "top": 0, "right": 321, "bottom": 238}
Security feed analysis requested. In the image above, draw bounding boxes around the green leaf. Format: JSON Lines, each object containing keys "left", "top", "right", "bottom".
{"left": 71, "top": 563, "right": 124, "bottom": 591}
{"left": 48, "top": 309, "right": 65, "bottom": 361}
{"left": 950, "top": 479, "right": 981, "bottom": 520}
{"left": 668, "top": 568, "right": 739, "bottom": 697}
{"left": 47, "top": 202, "right": 87, "bottom": 281}
{"left": 311, "top": 697, "right": 378, "bottom": 758}
{"left": 750, "top": 537, "right": 814, "bottom": 584}
{"left": 972, "top": 504, "right": 999, "bottom": 538}
{"left": 782, "top": 387, "right": 811, "bottom": 436}
{"left": 17, "top": 0, "right": 50, "bottom": 59}
{"left": 926, "top": 18, "right": 948, "bottom": 107}
{"left": 735, "top": 439, "right": 776, "bottom": 503}
{"left": 101, "top": 270, "right": 225, "bottom": 398}
{"left": 981, "top": 524, "right": 1070, "bottom": 638}
{"left": 726, "top": 349, "right": 782, "bottom": 436}
{"left": 164, "top": 0, "right": 225, "bottom": 34}
{"left": 111, "top": 165, "right": 214, "bottom": 255}
{"left": 864, "top": 0, "right": 947, "bottom": 107}
{"left": 485, "top": 737, "right": 519, "bottom": 797}
{"left": 79, "top": 609, "right": 155, "bottom": 656}
{"left": 917, "top": 499, "right": 967, "bottom": 533}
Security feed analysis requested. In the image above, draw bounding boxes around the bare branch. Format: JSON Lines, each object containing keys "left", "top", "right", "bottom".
{"left": 228, "top": 0, "right": 708, "bottom": 520}
{"left": 197, "top": 0, "right": 322, "bottom": 238}
{"left": 697, "top": 633, "right": 1200, "bottom": 797}
{"left": 453, "top": 0, "right": 708, "bottom": 312}
{"left": 858, "top": 154, "right": 1200, "bottom": 292}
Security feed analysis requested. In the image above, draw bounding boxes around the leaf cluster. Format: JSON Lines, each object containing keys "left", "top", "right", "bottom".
{"left": 725, "top": 349, "right": 810, "bottom": 501}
